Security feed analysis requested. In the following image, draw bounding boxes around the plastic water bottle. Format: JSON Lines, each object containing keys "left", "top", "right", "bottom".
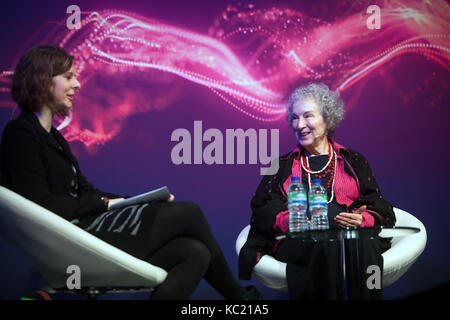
{"left": 309, "top": 179, "right": 329, "bottom": 230}
{"left": 288, "top": 176, "right": 308, "bottom": 232}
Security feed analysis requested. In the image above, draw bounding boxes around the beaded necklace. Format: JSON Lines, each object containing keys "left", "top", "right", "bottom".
{"left": 300, "top": 143, "right": 337, "bottom": 204}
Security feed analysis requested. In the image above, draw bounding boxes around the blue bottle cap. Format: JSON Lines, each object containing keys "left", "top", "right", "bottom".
{"left": 291, "top": 176, "right": 300, "bottom": 183}
{"left": 312, "top": 179, "right": 321, "bottom": 184}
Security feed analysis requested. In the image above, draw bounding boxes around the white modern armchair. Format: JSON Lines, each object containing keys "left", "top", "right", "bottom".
{"left": 235, "top": 207, "right": 427, "bottom": 291}
{"left": 0, "top": 186, "right": 167, "bottom": 299}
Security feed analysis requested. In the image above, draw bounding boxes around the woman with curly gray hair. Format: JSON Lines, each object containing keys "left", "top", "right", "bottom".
{"left": 287, "top": 83, "right": 345, "bottom": 139}
{"left": 239, "top": 83, "right": 396, "bottom": 300}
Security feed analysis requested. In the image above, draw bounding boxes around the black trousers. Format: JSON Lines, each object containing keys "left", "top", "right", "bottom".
{"left": 77, "top": 201, "right": 245, "bottom": 299}
{"left": 274, "top": 236, "right": 384, "bottom": 300}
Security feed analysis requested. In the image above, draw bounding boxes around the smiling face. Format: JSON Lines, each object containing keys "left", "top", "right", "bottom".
{"left": 289, "top": 97, "right": 329, "bottom": 154}
{"left": 49, "top": 65, "right": 80, "bottom": 117}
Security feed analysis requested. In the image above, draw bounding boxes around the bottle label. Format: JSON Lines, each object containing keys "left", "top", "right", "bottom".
{"left": 290, "top": 192, "right": 306, "bottom": 203}
{"left": 290, "top": 192, "right": 306, "bottom": 199}
{"left": 310, "top": 195, "right": 327, "bottom": 204}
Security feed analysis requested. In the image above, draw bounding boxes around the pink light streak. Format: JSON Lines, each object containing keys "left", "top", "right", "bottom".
{"left": 0, "top": 0, "right": 448, "bottom": 147}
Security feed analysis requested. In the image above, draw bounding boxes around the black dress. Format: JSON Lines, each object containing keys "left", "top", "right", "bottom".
{"left": 238, "top": 144, "right": 396, "bottom": 300}
{"left": 0, "top": 110, "right": 246, "bottom": 299}
{"left": 274, "top": 154, "right": 384, "bottom": 300}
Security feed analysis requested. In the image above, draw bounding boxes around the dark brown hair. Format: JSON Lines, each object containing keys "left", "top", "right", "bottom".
{"left": 11, "top": 45, "right": 74, "bottom": 112}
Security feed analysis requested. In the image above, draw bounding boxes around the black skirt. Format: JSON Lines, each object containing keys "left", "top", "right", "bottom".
{"left": 72, "top": 201, "right": 163, "bottom": 260}
{"left": 274, "top": 235, "right": 384, "bottom": 300}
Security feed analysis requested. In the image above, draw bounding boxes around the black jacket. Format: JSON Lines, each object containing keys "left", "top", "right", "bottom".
{"left": 238, "top": 145, "right": 396, "bottom": 280}
{"left": 0, "top": 110, "right": 122, "bottom": 221}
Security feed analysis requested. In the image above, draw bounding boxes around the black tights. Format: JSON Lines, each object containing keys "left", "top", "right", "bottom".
{"left": 144, "top": 201, "right": 246, "bottom": 300}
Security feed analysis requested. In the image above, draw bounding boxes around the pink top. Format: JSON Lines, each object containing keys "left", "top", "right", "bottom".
{"left": 274, "top": 140, "right": 376, "bottom": 233}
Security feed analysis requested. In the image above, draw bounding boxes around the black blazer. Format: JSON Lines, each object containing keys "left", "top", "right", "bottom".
{"left": 0, "top": 110, "right": 122, "bottom": 221}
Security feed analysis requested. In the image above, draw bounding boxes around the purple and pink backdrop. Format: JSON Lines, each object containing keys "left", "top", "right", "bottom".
{"left": 0, "top": 0, "right": 449, "bottom": 299}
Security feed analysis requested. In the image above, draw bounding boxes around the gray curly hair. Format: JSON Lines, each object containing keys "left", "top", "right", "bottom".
{"left": 287, "top": 83, "right": 345, "bottom": 136}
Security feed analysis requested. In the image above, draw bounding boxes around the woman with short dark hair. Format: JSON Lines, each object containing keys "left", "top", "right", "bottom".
{"left": 11, "top": 45, "right": 75, "bottom": 114}
{"left": 1, "top": 45, "right": 261, "bottom": 300}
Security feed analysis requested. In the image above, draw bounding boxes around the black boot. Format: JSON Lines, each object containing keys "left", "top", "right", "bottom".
{"left": 241, "top": 286, "right": 263, "bottom": 300}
